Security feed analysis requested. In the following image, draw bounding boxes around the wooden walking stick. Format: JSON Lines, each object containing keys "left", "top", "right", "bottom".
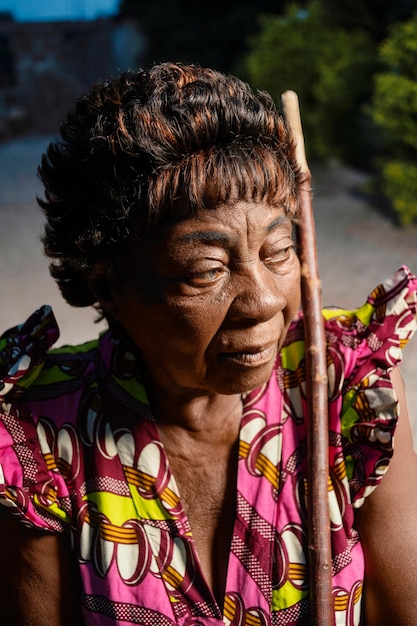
{"left": 281, "top": 91, "right": 333, "bottom": 625}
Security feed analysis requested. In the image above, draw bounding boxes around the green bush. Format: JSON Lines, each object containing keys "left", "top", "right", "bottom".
{"left": 244, "top": 2, "right": 377, "bottom": 163}
{"left": 372, "top": 74, "right": 417, "bottom": 150}
{"left": 370, "top": 13, "right": 417, "bottom": 223}
{"left": 381, "top": 160, "right": 417, "bottom": 225}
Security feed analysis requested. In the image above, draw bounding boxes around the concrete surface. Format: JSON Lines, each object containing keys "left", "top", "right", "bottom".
{"left": 1, "top": 134, "right": 417, "bottom": 437}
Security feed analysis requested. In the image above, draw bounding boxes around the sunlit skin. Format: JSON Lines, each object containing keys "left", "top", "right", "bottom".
{"left": 4, "top": 202, "right": 417, "bottom": 623}
{"left": 103, "top": 199, "right": 301, "bottom": 406}
{"left": 3, "top": 58, "right": 417, "bottom": 626}
{"left": 91, "top": 199, "right": 301, "bottom": 601}
{"left": 88, "top": 199, "right": 417, "bottom": 618}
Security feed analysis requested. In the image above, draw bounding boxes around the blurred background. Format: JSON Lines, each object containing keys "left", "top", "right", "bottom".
{"left": 1, "top": 0, "right": 417, "bottom": 435}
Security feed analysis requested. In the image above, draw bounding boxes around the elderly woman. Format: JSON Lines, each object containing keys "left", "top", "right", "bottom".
{"left": 1, "top": 62, "right": 417, "bottom": 626}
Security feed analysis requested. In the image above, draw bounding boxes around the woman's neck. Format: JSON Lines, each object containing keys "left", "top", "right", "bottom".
{"left": 150, "top": 388, "right": 243, "bottom": 436}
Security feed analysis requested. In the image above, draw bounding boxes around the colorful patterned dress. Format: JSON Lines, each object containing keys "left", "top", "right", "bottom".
{"left": 1, "top": 266, "right": 416, "bottom": 626}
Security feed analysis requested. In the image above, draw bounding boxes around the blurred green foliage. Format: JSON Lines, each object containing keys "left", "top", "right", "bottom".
{"left": 381, "top": 161, "right": 417, "bottom": 225}
{"left": 370, "top": 14, "right": 417, "bottom": 224}
{"left": 244, "top": 2, "right": 377, "bottom": 163}
{"left": 121, "top": 0, "right": 417, "bottom": 223}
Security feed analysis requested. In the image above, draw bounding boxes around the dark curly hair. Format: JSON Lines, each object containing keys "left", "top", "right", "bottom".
{"left": 38, "top": 62, "right": 299, "bottom": 311}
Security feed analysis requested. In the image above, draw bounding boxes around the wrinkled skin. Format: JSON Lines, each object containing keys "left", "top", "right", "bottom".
{"left": 2, "top": 201, "right": 417, "bottom": 624}
{"left": 103, "top": 200, "right": 301, "bottom": 400}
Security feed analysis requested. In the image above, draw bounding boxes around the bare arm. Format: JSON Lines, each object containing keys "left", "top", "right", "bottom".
{"left": 355, "top": 367, "right": 417, "bottom": 626}
{"left": 0, "top": 511, "right": 83, "bottom": 626}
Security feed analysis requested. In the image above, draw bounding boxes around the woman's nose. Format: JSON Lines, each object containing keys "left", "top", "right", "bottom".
{"left": 227, "top": 263, "right": 286, "bottom": 324}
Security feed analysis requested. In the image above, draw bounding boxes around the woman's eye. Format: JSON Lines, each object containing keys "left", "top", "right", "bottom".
{"left": 187, "top": 267, "right": 225, "bottom": 286}
{"left": 265, "top": 245, "right": 295, "bottom": 264}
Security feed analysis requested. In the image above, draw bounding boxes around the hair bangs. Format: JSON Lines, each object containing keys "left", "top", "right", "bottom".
{"left": 146, "top": 146, "right": 299, "bottom": 227}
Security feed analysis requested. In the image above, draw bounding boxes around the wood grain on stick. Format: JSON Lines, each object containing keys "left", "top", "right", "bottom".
{"left": 281, "top": 90, "right": 333, "bottom": 625}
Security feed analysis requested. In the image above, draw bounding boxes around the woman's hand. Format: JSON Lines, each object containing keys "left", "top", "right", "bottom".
{"left": 355, "top": 367, "right": 417, "bottom": 626}
{"left": 0, "top": 511, "right": 83, "bottom": 626}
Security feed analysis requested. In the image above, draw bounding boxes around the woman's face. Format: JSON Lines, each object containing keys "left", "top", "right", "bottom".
{"left": 109, "top": 200, "right": 301, "bottom": 398}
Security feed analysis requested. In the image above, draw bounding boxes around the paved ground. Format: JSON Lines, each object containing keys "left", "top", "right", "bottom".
{"left": 1, "top": 134, "right": 417, "bottom": 437}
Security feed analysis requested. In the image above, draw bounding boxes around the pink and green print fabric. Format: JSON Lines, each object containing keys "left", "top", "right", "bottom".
{"left": 0, "top": 266, "right": 416, "bottom": 625}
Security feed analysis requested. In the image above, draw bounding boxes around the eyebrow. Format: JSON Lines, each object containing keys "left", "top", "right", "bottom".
{"left": 179, "top": 231, "right": 231, "bottom": 245}
{"left": 179, "top": 215, "right": 289, "bottom": 245}
{"left": 266, "top": 214, "right": 289, "bottom": 233}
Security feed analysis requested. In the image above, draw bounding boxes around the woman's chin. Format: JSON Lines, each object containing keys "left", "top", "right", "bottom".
{"left": 209, "top": 358, "right": 277, "bottom": 396}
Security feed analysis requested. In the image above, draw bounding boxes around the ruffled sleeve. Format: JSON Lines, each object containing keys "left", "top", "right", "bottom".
{"left": 281, "top": 266, "right": 417, "bottom": 511}
{"left": 0, "top": 306, "right": 59, "bottom": 399}
{"left": 323, "top": 266, "right": 417, "bottom": 507}
{"left": 0, "top": 306, "right": 71, "bottom": 531}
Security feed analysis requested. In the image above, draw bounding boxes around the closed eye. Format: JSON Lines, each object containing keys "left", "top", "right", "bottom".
{"left": 264, "top": 245, "right": 295, "bottom": 264}
{"left": 187, "top": 267, "right": 225, "bottom": 287}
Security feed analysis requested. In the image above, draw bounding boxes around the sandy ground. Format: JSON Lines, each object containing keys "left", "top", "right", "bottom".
{"left": 1, "top": 134, "right": 417, "bottom": 438}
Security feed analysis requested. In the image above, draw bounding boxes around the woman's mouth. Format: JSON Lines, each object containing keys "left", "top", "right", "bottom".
{"left": 221, "top": 344, "right": 277, "bottom": 367}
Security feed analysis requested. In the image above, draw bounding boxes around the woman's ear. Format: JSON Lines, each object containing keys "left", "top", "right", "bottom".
{"left": 86, "top": 261, "right": 121, "bottom": 319}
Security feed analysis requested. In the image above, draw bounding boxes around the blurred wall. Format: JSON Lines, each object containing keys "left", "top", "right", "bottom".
{"left": 0, "top": 13, "right": 145, "bottom": 138}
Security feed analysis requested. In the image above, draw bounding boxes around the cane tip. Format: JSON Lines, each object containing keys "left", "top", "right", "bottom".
{"left": 280, "top": 91, "right": 310, "bottom": 177}
{"left": 281, "top": 90, "right": 299, "bottom": 107}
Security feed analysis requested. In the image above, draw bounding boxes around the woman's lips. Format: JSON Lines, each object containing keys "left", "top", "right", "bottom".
{"left": 220, "top": 344, "right": 277, "bottom": 367}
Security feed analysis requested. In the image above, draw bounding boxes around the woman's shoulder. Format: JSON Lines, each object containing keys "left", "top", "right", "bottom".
{"left": 283, "top": 265, "right": 417, "bottom": 376}
{"left": 276, "top": 267, "right": 417, "bottom": 510}
{"left": 0, "top": 307, "right": 113, "bottom": 532}
{"left": 323, "top": 265, "right": 417, "bottom": 386}
{"left": 0, "top": 305, "right": 104, "bottom": 404}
